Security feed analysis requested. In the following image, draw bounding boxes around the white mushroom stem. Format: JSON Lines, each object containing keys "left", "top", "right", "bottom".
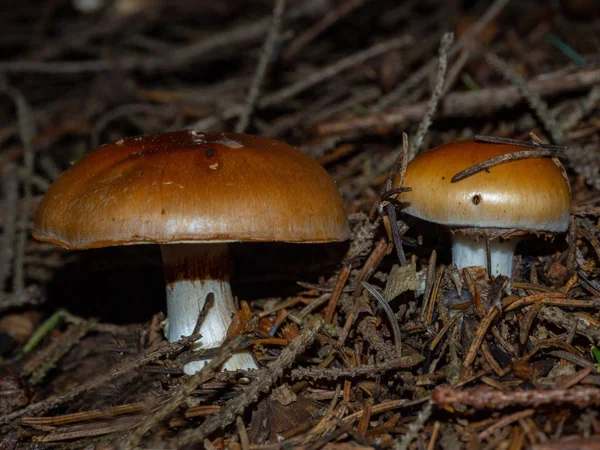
{"left": 160, "top": 243, "right": 258, "bottom": 375}
{"left": 451, "top": 233, "right": 518, "bottom": 277}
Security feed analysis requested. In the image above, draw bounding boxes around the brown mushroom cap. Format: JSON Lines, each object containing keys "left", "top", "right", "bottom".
{"left": 396, "top": 140, "right": 571, "bottom": 233}
{"left": 33, "top": 131, "right": 349, "bottom": 249}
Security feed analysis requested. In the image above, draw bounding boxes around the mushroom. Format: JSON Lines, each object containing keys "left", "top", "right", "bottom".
{"left": 33, "top": 131, "right": 349, "bottom": 374}
{"left": 396, "top": 140, "right": 571, "bottom": 277}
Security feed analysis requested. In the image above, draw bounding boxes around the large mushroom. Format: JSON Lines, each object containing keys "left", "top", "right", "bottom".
{"left": 396, "top": 140, "right": 571, "bottom": 277}
{"left": 33, "top": 131, "right": 349, "bottom": 374}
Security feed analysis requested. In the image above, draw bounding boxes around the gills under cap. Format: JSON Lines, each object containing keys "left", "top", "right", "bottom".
{"left": 33, "top": 131, "right": 349, "bottom": 249}
{"left": 397, "top": 140, "right": 571, "bottom": 233}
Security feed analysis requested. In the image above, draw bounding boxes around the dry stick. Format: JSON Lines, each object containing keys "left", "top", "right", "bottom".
{"left": 380, "top": 187, "right": 411, "bottom": 200}
{"left": 539, "top": 306, "right": 600, "bottom": 342}
{"left": 236, "top": 416, "right": 250, "bottom": 450}
{"left": 503, "top": 294, "right": 588, "bottom": 313}
{"left": 0, "top": 288, "right": 42, "bottom": 313}
{"left": 566, "top": 216, "right": 577, "bottom": 274}
{"left": 473, "top": 134, "right": 566, "bottom": 150}
{"left": 290, "top": 354, "right": 423, "bottom": 380}
{"left": 424, "top": 264, "right": 445, "bottom": 324}
{"left": 429, "top": 312, "right": 463, "bottom": 351}
{"left": 316, "top": 66, "right": 600, "bottom": 136}
{"left": 519, "top": 303, "right": 544, "bottom": 345}
{"left": 427, "top": 421, "right": 442, "bottom": 450}
{"left": 421, "top": 250, "right": 437, "bottom": 316}
{"left": 282, "top": 0, "right": 366, "bottom": 60}
{"left": 484, "top": 52, "right": 565, "bottom": 144}
{"left": 462, "top": 307, "right": 500, "bottom": 370}
{"left": 34, "top": 416, "right": 142, "bottom": 443}
{"left": 125, "top": 335, "right": 243, "bottom": 449}
{"left": 383, "top": 133, "right": 409, "bottom": 198}
{"left": 442, "top": 49, "right": 470, "bottom": 97}
{"left": 357, "top": 398, "right": 373, "bottom": 438}
{"left": 531, "top": 437, "right": 600, "bottom": 450}
{"left": 362, "top": 281, "right": 402, "bottom": 357}
{"left": 432, "top": 385, "right": 600, "bottom": 409}
{"left": 556, "top": 366, "right": 593, "bottom": 390}
{"left": 451, "top": 148, "right": 566, "bottom": 183}
{"left": 374, "top": 0, "right": 511, "bottom": 112}
{"left": 408, "top": 32, "right": 453, "bottom": 161}
{"left": 296, "top": 280, "right": 353, "bottom": 293}
{"left": 485, "top": 236, "right": 492, "bottom": 278}
{"left": 0, "top": 162, "right": 18, "bottom": 296}
{"left": 174, "top": 317, "right": 323, "bottom": 447}
{"left": 358, "top": 317, "right": 395, "bottom": 361}
{"left": 1, "top": 84, "right": 37, "bottom": 293}
{"left": 22, "top": 403, "right": 146, "bottom": 426}
{"left": 342, "top": 398, "right": 428, "bottom": 426}
{"left": 60, "top": 309, "right": 133, "bottom": 335}
{"left": 0, "top": 0, "right": 327, "bottom": 74}
{"left": 384, "top": 205, "right": 407, "bottom": 267}
{"left": 235, "top": 0, "right": 286, "bottom": 133}
{"left": 289, "top": 350, "right": 338, "bottom": 394}
{"left": 394, "top": 400, "right": 433, "bottom": 450}
{"left": 381, "top": 133, "right": 409, "bottom": 266}
{"left": 324, "top": 265, "right": 351, "bottom": 323}
{"left": 298, "top": 293, "right": 331, "bottom": 319}
{"left": 479, "top": 409, "right": 535, "bottom": 441}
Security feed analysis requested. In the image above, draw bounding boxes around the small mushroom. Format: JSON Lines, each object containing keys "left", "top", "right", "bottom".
{"left": 396, "top": 140, "right": 571, "bottom": 277}
{"left": 33, "top": 131, "right": 349, "bottom": 374}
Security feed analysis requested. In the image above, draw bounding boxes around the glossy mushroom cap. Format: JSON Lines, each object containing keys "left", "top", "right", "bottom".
{"left": 33, "top": 131, "right": 349, "bottom": 248}
{"left": 396, "top": 140, "right": 571, "bottom": 234}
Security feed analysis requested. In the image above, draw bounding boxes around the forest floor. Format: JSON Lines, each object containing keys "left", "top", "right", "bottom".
{"left": 1, "top": 0, "right": 600, "bottom": 449}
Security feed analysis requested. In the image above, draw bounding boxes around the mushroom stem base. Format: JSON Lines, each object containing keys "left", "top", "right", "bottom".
{"left": 451, "top": 233, "right": 518, "bottom": 277}
{"left": 161, "top": 243, "right": 258, "bottom": 375}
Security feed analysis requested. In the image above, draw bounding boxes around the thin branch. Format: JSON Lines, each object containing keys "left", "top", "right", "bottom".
{"left": 0, "top": 162, "right": 18, "bottom": 295}
{"left": 291, "top": 354, "right": 424, "bottom": 380}
{"left": 394, "top": 400, "right": 433, "bottom": 450}
{"left": 451, "top": 148, "right": 566, "bottom": 183}
{"left": 381, "top": 133, "right": 410, "bottom": 266}
{"left": 433, "top": 385, "right": 600, "bottom": 409}
{"left": 0, "top": 83, "right": 37, "bottom": 293}
{"left": 409, "top": 32, "right": 453, "bottom": 160}
{"left": 474, "top": 134, "right": 567, "bottom": 150}
{"left": 236, "top": 0, "right": 287, "bottom": 133}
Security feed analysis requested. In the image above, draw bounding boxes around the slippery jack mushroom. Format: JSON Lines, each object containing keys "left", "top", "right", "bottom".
{"left": 396, "top": 140, "right": 571, "bottom": 277}
{"left": 33, "top": 131, "right": 349, "bottom": 374}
